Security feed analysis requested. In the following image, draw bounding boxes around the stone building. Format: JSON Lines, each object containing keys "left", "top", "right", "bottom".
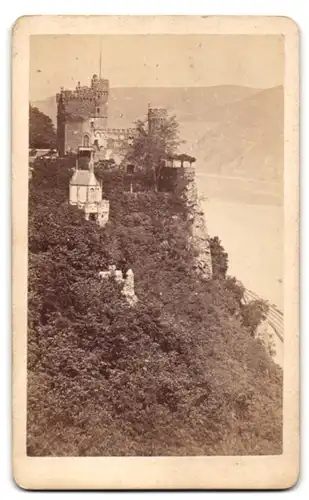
{"left": 57, "top": 74, "right": 109, "bottom": 155}
{"left": 69, "top": 147, "right": 109, "bottom": 226}
{"left": 56, "top": 75, "right": 170, "bottom": 167}
{"left": 56, "top": 74, "right": 135, "bottom": 164}
{"left": 99, "top": 265, "right": 138, "bottom": 307}
{"left": 147, "top": 106, "right": 168, "bottom": 135}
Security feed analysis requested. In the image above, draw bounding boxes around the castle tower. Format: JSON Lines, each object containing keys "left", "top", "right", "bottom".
{"left": 91, "top": 74, "right": 109, "bottom": 129}
{"left": 56, "top": 74, "right": 109, "bottom": 156}
{"left": 56, "top": 90, "right": 66, "bottom": 156}
{"left": 148, "top": 106, "right": 168, "bottom": 136}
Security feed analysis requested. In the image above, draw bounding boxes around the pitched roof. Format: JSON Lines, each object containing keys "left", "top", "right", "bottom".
{"left": 70, "top": 170, "right": 100, "bottom": 186}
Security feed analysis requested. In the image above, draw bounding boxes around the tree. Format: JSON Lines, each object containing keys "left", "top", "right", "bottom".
{"left": 127, "top": 112, "right": 182, "bottom": 191}
{"left": 29, "top": 105, "right": 56, "bottom": 149}
{"left": 241, "top": 299, "right": 270, "bottom": 336}
{"left": 209, "top": 236, "right": 229, "bottom": 280}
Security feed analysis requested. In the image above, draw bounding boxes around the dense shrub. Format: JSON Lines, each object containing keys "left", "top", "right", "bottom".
{"left": 29, "top": 105, "right": 56, "bottom": 149}
{"left": 241, "top": 300, "right": 270, "bottom": 336}
{"left": 210, "top": 236, "right": 229, "bottom": 280}
{"left": 27, "top": 160, "right": 283, "bottom": 456}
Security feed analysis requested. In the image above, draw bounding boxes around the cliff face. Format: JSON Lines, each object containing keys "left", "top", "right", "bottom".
{"left": 183, "top": 167, "right": 213, "bottom": 280}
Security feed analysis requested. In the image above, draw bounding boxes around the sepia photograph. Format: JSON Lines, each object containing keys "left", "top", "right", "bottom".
{"left": 12, "top": 15, "right": 299, "bottom": 489}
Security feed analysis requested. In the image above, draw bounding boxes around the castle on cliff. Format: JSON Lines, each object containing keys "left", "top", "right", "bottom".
{"left": 57, "top": 72, "right": 212, "bottom": 279}
{"left": 56, "top": 73, "right": 167, "bottom": 165}
{"left": 57, "top": 74, "right": 134, "bottom": 163}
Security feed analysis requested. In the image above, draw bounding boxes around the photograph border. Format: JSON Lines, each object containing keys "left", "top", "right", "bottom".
{"left": 12, "top": 15, "right": 299, "bottom": 490}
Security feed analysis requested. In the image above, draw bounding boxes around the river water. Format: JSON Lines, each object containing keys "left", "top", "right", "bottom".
{"left": 196, "top": 173, "right": 284, "bottom": 310}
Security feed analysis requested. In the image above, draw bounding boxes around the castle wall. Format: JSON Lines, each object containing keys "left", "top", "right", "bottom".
{"left": 70, "top": 185, "right": 103, "bottom": 206}
{"left": 65, "top": 121, "right": 84, "bottom": 153}
{"left": 60, "top": 117, "right": 135, "bottom": 157}
{"left": 93, "top": 128, "right": 135, "bottom": 163}
{"left": 65, "top": 99, "right": 95, "bottom": 120}
{"left": 158, "top": 167, "right": 179, "bottom": 192}
{"left": 84, "top": 202, "right": 98, "bottom": 214}
{"left": 77, "top": 186, "right": 87, "bottom": 203}
{"left": 56, "top": 75, "right": 109, "bottom": 155}
{"left": 69, "top": 185, "right": 78, "bottom": 204}
{"left": 94, "top": 186, "right": 102, "bottom": 203}
{"left": 63, "top": 100, "right": 108, "bottom": 125}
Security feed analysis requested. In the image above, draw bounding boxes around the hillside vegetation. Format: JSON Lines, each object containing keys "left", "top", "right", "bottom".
{"left": 27, "top": 160, "right": 283, "bottom": 456}
{"left": 29, "top": 105, "right": 56, "bottom": 150}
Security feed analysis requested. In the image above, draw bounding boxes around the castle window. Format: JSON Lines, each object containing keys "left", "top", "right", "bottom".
{"left": 126, "top": 164, "right": 135, "bottom": 174}
{"left": 97, "top": 107, "right": 100, "bottom": 115}
{"left": 88, "top": 186, "right": 97, "bottom": 203}
{"left": 83, "top": 135, "right": 90, "bottom": 147}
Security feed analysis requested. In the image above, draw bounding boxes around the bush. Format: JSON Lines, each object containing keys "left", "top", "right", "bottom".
{"left": 210, "top": 236, "right": 229, "bottom": 280}
{"left": 241, "top": 300, "right": 270, "bottom": 336}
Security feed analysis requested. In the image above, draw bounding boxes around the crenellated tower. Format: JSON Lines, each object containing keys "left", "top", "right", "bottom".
{"left": 90, "top": 74, "right": 109, "bottom": 129}
{"left": 147, "top": 106, "right": 168, "bottom": 136}
{"left": 56, "top": 74, "right": 109, "bottom": 156}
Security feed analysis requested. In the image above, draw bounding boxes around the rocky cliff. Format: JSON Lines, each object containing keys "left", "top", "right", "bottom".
{"left": 183, "top": 167, "right": 213, "bottom": 280}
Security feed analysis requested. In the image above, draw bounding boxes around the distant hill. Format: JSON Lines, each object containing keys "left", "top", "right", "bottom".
{"left": 31, "top": 85, "right": 283, "bottom": 183}
{"left": 31, "top": 85, "right": 259, "bottom": 126}
{"left": 185, "top": 86, "right": 284, "bottom": 183}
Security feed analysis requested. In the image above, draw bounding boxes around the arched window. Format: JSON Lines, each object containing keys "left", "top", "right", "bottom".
{"left": 83, "top": 135, "right": 90, "bottom": 147}
{"left": 126, "top": 164, "right": 135, "bottom": 174}
{"left": 88, "top": 187, "right": 96, "bottom": 203}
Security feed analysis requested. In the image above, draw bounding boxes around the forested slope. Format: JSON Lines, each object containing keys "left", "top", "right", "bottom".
{"left": 27, "top": 160, "right": 282, "bottom": 456}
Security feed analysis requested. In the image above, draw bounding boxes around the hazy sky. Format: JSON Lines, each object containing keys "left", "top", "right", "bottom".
{"left": 30, "top": 34, "right": 284, "bottom": 101}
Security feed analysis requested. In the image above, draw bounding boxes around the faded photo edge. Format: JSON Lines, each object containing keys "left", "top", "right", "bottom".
{"left": 12, "top": 15, "right": 299, "bottom": 490}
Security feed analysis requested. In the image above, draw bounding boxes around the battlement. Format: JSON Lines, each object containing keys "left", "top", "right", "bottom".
{"left": 148, "top": 107, "right": 167, "bottom": 118}
{"left": 104, "top": 128, "right": 136, "bottom": 136}
{"left": 56, "top": 75, "right": 109, "bottom": 105}
{"left": 91, "top": 74, "right": 109, "bottom": 91}
{"left": 56, "top": 89, "right": 108, "bottom": 104}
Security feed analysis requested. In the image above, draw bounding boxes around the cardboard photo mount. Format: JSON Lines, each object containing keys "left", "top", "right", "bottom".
{"left": 12, "top": 15, "right": 299, "bottom": 490}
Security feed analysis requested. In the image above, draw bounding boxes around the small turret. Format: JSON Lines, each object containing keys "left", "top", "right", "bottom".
{"left": 148, "top": 106, "right": 168, "bottom": 135}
